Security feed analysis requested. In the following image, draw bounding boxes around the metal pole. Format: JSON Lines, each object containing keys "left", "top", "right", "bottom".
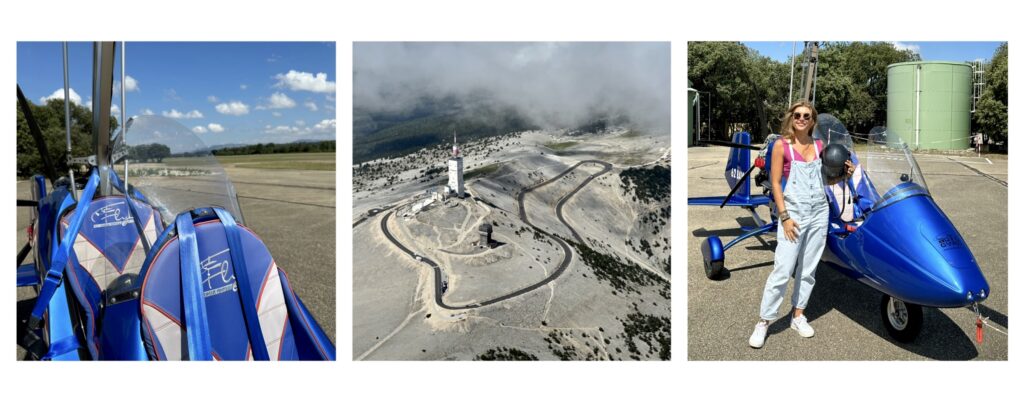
{"left": 63, "top": 42, "right": 77, "bottom": 199}
{"left": 788, "top": 41, "right": 796, "bottom": 105}
{"left": 695, "top": 90, "right": 701, "bottom": 144}
{"left": 121, "top": 41, "right": 128, "bottom": 192}
{"left": 811, "top": 52, "right": 819, "bottom": 104}
{"left": 92, "top": 42, "right": 116, "bottom": 196}
{"left": 915, "top": 64, "right": 921, "bottom": 148}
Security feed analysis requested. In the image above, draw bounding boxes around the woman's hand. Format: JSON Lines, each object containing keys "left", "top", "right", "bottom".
{"left": 783, "top": 218, "right": 800, "bottom": 242}
{"left": 845, "top": 160, "right": 855, "bottom": 177}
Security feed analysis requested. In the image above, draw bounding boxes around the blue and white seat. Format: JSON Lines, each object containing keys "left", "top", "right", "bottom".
{"left": 60, "top": 195, "right": 163, "bottom": 359}
{"left": 138, "top": 208, "right": 333, "bottom": 360}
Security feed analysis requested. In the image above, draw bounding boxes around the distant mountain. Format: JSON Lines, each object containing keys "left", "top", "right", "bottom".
{"left": 353, "top": 96, "right": 537, "bottom": 163}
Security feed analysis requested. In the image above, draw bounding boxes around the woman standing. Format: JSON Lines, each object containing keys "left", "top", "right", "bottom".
{"left": 749, "top": 101, "right": 839, "bottom": 349}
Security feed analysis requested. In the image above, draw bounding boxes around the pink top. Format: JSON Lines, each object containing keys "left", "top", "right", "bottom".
{"left": 781, "top": 139, "right": 823, "bottom": 179}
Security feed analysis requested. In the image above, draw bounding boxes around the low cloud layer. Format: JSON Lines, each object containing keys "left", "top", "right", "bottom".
{"left": 354, "top": 42, "right": 670, "bottom": 133}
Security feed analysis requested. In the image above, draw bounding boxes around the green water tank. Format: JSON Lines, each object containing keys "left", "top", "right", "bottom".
{"left": 887, "top": 61, "right": 973, "bottom": 150}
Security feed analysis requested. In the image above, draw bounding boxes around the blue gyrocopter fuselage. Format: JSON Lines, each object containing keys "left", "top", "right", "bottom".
{"left": 689, "top": 115, "right": 989, "bottom": 343}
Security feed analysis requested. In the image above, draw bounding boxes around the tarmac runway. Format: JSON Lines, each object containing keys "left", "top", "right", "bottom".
{"left": 688, "top": 146, "right": 1008, "bottom": 360}
{"left": 15, "top": 165, "right": 335, "bottom": 360}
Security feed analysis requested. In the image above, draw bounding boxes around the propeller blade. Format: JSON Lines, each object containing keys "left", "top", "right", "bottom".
{"left": 720, "top": 164, "right": 757, "bottom": 208}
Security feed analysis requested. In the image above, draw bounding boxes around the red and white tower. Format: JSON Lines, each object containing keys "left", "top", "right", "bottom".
{"left": 447, "top": 131, "right": 464, "bottom": 198}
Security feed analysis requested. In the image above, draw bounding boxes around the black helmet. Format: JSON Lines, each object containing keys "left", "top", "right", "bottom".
{"left": 821, "top": 143, "right": 850, "bottom": 181}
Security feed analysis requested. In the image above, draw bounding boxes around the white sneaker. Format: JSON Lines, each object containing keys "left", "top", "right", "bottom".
{"left": 790, "top": 315, "right": 815, "bottom": 338}
{"left": 749, "top": 320, "right": 769, "bottom": 348}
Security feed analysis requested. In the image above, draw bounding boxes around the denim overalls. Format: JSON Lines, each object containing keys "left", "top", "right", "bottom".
{"left": 759, "top": 139, "right": 829, "bottom": 321}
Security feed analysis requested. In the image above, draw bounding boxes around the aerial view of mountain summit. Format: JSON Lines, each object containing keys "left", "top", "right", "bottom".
{"left": 352, "top": 42, "right": 671, "bottom": 361}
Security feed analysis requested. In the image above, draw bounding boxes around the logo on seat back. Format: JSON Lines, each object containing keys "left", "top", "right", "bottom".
{"left": 91, "top": 203, "right": 135, "bottom": 229}
{"left": 201, "top": 248, "right": 238, "bottom": 297}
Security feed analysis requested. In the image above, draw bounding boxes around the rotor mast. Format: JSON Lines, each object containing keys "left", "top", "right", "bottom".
{"left": 92, "top": 42, "right": 117, "bottom": 195}
{"left": 799, "top": 41, "right": 819, "bottom": 104}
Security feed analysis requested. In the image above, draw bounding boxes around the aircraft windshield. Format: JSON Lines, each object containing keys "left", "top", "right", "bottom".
{"left": 115, "top": 115, "right": 244, "bottom": 224}
{"left": 858, "top": 129, "right": 929, "bottom": 210}
{"left": 813, "top": 114, "right": 928, "bottom": 212}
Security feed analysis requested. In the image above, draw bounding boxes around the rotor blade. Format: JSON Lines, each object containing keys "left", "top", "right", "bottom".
{"left": 720, "top": 164, "right": 757, "bottom": 208}
{"left": 16, "top": 85, "right": 60, "bottom": 183}
{"left": 700, "top": 139, "right": 762, "bottom": 151}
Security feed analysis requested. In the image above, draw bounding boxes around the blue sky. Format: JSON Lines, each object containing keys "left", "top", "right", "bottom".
{"left": 742, "top": 41, "right": 1004, "bottom": 63}
{"left": 18, "top": 42, "right": 336, "bottom": 147}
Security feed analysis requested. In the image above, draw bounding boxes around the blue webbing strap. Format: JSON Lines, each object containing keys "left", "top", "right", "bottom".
{"left": 175, "top": 212, "right": 214, "bottom": 360}
{"left": 28, "top": 170, "right": 100, "bottom": 329}
{"left": 40, "top": 335, "right": 81, "bottom": 360}
{"left": 212, "top": 207, "right": 270, "bottom": 361}
{"left": 107, "top": 169, "right": 152, "bottom": 253}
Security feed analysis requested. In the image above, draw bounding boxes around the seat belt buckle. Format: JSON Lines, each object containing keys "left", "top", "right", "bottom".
{"left": 44, "top": 268, "right": 63, "bottom": 284}
{"left": 27, "top": 314, "right": 44, "bottom": 330}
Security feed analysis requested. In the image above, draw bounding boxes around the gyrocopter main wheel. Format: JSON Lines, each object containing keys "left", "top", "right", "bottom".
{"left": 880, "top": 294, "right": 923, "bottom": 343}
{"left": 701, "top": 236, "right": 725, "bottom": 280}
{"left": 703, "top": 257, "right": 724, "bottom": 280}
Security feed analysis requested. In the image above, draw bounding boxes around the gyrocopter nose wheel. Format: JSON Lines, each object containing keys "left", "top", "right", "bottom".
{"left": 880, "top": 294, "right": 923, "bottom": 343}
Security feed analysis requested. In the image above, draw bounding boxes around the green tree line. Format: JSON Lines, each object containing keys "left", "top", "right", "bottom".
{"left": 211, "top": 140, "right": 336, "bottom": 156}
{"left": 689, "top": 42, "right": 1008, "bottom": 147}
{"left": 130, "top": 143, "right": 171, "bottom": 163}
{"left": 16, "top": 98, "right": 119, "bottom": 179}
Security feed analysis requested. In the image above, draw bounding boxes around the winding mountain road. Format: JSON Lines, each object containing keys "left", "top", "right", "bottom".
{"left": 380, "top": 160, "right": 612, "bottom": 310}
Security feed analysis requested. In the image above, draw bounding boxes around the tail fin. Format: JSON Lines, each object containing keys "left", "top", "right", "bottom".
{"left": 724, "top": 131, "right": 751, "bottom": 201}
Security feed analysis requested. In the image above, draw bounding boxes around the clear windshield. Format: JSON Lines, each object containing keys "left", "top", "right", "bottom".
{"left": 813, "top": 113, "right": 855, "bottom": 154}
{"left": 812, "top": 114, "right": 928, "bottom": 212}
{"left": 116, "top": 115, "right": 244, "bottom": 224}
{"left": 857, "top": 127, "right": 929, "bottom": 210}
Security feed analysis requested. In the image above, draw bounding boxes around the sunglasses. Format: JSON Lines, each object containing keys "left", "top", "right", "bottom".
{"left": 793, "top": 112, "right": 813, "bottom": 121}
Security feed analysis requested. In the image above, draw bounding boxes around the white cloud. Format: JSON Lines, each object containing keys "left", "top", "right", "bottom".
{"left": 274, "top": 70, "right": 335, "bottom": 93}
{"left": 304, "top": 101, "right": 318, "bottom": 111}
{"left": 207, "top": 95, "right": 219, "bottom": 103}
{"left": 141, "top": 108, "right": 155, "bottom": 116}
{"left": 891, "top": 42, "right": 921, "bottom": 54}
{"left": 192, "top": 126, "right": 208, "bottom": 134}
{"left": 215, "top": 101, "right": 249, "bottom": 116}
{"left": 163, "top": 109, "right": 204, "bottom": 119}
{"left": 114, "top": 75, "right": 140, "bottom": 93}
{"left": 165, "top": 89, "right": 182, "bottom": 101}
{"left": 240, "top": 84, "right": 248, "bottom": 90}
{"left": 262, "top": 118, "right": 334, "bottom": 136}
{"left": 125, "top": 76, "right": 139, "bottom": 91}
{"left": 207, "top": 123, "right": 225, "bottom": 133}
{"left": 111, "top": 104, "right": 120, "bottom": 114}
{"left": 267, "top": 92, "right": 296, "bottom": 109}
{"left": 313, "top": 118, "right": 336, "bottom": 132}
{"left": 41, "top": 88, "right": 82, "bottom": 105}
{"left": 272, "top": 112, "right": 282, "bottom": 117}
{"left": 265, "top": 125, "right": 300, "bottom": 134}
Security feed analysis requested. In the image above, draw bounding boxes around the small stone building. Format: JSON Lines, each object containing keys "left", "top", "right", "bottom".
{"left": 478, "top": 223, "right": 493, "bottom": 248}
